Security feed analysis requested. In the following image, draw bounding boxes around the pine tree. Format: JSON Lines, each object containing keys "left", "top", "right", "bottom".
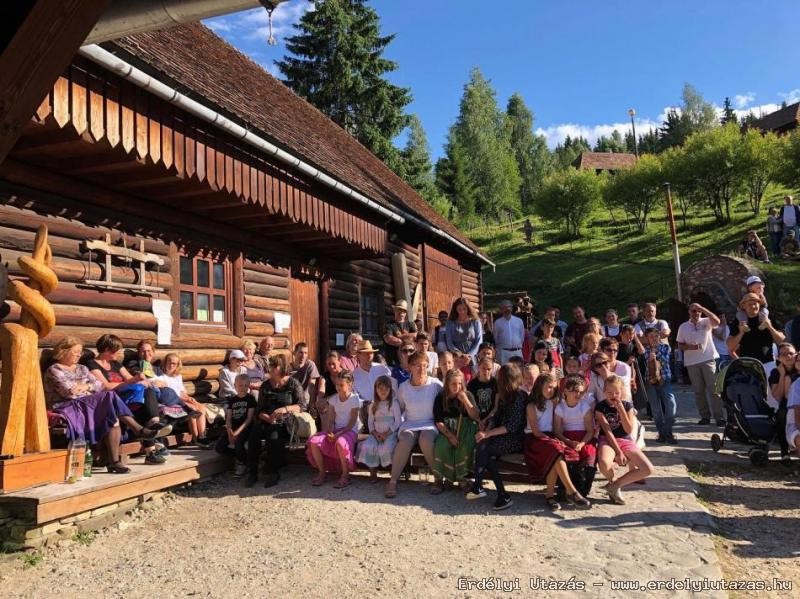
{"left": 720, "top": 97, "right": 738, "bottom": 125}
{"left": 441, "top": 68, "right": 521, "bottom": 220}
{"left": 594, "top": 130, "right": 627, "bottom": 153}
{"left": 276, "top": 0, "right": 411, "bottom": 170}
{"left": 553, "top": 135, "right": 591, "bottom": 169}
{"left": 400, "top": 115, "right": 451, "bottom": 215}
{"left": 506, "top": 93, "right": 551, "bottom": 211}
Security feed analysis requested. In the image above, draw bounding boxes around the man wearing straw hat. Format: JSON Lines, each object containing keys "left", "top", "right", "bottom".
{"left": 353, "top": 339, "right": 392, "bottom": 427}
{"left": 383, "top": 299, "right": 417, "bottom": 366}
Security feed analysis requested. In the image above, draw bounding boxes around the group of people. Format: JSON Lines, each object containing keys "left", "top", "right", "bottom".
{"left": 746, "top": 194, "right": 800, "bottom": 262}
{"left": 42, "top": 274, "right": 800, "bottom": 508}
{"left": 291, "top": 296, "right": 655, "bottom": 510}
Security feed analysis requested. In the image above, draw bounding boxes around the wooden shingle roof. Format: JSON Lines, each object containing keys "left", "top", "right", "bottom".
{"left": 750, "top": 102, "right": 800, "bottom": 133}
{"left": 573, "top": 151, "right": 637, "bottom": 171}
{"left": 109, "top": 24, "right": 485, "bottom": 261}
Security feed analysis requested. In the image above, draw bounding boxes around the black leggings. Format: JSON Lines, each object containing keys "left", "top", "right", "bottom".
{"left": 473, "top": 438, "right": 508, "bottom": 497}
{"left": 776, "top": 399, "right": 789, "bottom": 455}
{"left": 131, "top": 388, "right": 161, "bottom": 447}
{"left": 247, "top": 421, "right": 289, "bottom": 475}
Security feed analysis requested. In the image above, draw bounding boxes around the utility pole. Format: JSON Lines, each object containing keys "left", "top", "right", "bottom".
{"left": 628, "top": 108, "right": 639, "bottom": 157}
{"left": 663, "top": 183, "right": 682, "bottom": 301}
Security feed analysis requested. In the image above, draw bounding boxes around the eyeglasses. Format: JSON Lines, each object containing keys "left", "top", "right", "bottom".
{"left": 780, "top": 351, "right": 796, "bottom": 357}
{"left": 604, "top": 348, "right": 619, "bottom": 353}
{"left": 401, "top": 348, "right": 415, "bottom": 353}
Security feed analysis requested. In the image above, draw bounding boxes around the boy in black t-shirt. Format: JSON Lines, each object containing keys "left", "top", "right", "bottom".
{"left": 467, "top": 358, "right": 498, "bottom": 430}
{"left": 216, "top": 373, "right": 256, "bottom": 476}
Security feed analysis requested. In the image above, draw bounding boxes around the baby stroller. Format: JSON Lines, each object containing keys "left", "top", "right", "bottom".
{"left": 710, "top": 357, "right": 777, "bottom": 466}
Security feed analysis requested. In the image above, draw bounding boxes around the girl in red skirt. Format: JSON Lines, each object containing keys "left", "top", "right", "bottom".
{"left": 523, "top": 373, "right": 592, "bottom": 511}
{"left": 553, "top": 375, "right": 597, "bottom": 498}
{"left": 595, "top": 375, "right": 654, "bottom": 505}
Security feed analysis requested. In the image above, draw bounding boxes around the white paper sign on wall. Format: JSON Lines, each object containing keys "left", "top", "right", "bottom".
{"left": 274, "top": 312, "right": 291, "bottom": 334}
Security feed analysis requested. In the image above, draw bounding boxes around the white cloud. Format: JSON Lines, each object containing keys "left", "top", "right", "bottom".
{"left": 779, "top": 89, "right": 800, "bottom": 104}
{"left": 733, "top": 92, "right": 756, "bottom": 109}
{"left": 535, "top": 118, "right": 661, "bottom": 149}
{"left": 205, "top": 0, "right": 314, "bottom": 42}
{"left": 536, "top": 95, "right": 792, "bottom": 149}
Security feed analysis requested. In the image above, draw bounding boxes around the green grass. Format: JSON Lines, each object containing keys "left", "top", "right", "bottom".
{"left": 19, "top": 552, "right": 42, "bottom": 568}
{"left": 73, "top": 531, "right": 96, "bottom": 546}
{"left": 470, "top": 185, "right": 800, "bottom": 320}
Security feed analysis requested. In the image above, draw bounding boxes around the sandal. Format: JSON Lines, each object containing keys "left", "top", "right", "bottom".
{"left": 384, "top": 482, "right": 397, "bottom": 498}
{"left": 333, "top": 476, "right": 351, "bottom": 489}
{"left": 107, "top": 461, "right": 131, "bottom": 474}
{"left": 545, "top": 495, "right": 562, "bottom": 511}
{"left": 311, "top": 473, "right": 326, "bottom": 486}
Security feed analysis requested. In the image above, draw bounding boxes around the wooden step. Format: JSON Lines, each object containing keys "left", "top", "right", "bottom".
{"left": 0, "top": 449, "right": 229, "bottom": 525}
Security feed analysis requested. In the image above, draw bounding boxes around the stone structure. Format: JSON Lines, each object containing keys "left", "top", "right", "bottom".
{"left": 680, "top": 255, "right": 763, "bottom": 317}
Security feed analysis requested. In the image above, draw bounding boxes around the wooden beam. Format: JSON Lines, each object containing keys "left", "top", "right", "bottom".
{"left": 0, "top": 0, "right": 112, "bottom": 164}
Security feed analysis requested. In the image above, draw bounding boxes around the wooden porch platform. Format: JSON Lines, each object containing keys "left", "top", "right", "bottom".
{"left": 0, "top": 448, "right": 229, "bottom": 526}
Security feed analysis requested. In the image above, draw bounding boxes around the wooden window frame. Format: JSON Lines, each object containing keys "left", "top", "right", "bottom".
{"left": 358, "top": 284, "right": 383, "bottom": 342}
{"left": 175, "top": 250, "right": 235, "bottom": 334}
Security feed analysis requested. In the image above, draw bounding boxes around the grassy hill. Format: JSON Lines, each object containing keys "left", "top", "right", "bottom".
{"left": 469, "top": 185, "right": 800, "bottom": 321}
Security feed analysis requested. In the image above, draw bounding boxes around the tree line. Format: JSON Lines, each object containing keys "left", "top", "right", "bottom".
{"left": 275, "top": 1, "right": 798, "bottom": 233}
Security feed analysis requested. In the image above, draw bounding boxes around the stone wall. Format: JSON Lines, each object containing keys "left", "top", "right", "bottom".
{"left": 680, "top": 255, "right": 764, "bottom": 317}
{"left": 0, "top": 492, "right": 169, "bottom": 552}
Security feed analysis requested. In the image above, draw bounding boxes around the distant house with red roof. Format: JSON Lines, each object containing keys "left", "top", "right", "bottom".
{"left": 572, "top": 151, "right": 637, "bottom": 174}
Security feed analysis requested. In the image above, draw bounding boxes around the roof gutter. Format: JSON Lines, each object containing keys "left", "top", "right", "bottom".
{"left": 77, "top": 44, "right": 495, "bottom": 268}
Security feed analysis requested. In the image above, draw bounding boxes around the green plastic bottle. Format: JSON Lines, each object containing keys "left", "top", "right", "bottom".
{"left": 83, "top": 446, "right": 93, "bottom": 478}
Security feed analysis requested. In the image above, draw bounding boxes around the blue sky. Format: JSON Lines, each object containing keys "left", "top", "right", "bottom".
{"left": 206, "top": 0, "right": 800, "bottom": 158}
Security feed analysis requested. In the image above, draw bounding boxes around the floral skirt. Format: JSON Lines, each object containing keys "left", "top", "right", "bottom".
{"left": 356, "top": 431, "right": 398, "bottom": 468}
{"left": 306, "top": 430, "right": 358, "bottom": 473}
{"left": 523, "top": 433, "right": 565, "bottom": 482}
{"left": 432, "top": 417, "right": 478, "bottom": 482}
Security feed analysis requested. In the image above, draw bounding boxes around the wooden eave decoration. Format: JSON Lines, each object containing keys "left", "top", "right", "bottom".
{"left": 29, "top": 60, "right": 388, "bottom": 256}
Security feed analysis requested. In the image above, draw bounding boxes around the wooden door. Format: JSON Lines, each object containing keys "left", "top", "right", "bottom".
{"left": 422, "top": 244, "right": 462, "bottom": 331}
{"left": 290, "top": 277, "right": 320, "bottom": 365}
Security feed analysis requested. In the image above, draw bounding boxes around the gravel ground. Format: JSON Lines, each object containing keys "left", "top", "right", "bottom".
{"left": 9, "top": 385, "right": 796, "bottom": 598}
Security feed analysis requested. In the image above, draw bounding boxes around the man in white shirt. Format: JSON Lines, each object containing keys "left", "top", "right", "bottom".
{"left": 352, "top": 340, "right": 392, "bottom": 404}
{"left": 493, "top": 300, "right": 525, "bottom": 364}
{"left": 634, "top": 302, "right": 671, "bottom": 344}
{"left": 677, "top": 303, "right": 723, "bottom": 426}
{"left": 780, "top": 194, "right": 800, "bottom": 241}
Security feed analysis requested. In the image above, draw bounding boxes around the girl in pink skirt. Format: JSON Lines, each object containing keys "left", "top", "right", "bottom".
{"left": 523, "top": 373, "right": 591, "bottom": 511}
{"left": 307, "top": 370, "right": 361, "bottom": 488}
{"left": 595, "top": 375, "right": 654, "bottom": 505}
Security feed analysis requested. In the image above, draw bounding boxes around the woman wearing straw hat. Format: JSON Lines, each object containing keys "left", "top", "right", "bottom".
{"left": 383, "top": 299, "right": 417, "bottom": 366}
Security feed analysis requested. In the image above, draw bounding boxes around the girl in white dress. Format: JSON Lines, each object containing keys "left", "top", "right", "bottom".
{"left": 356, "top": 376, "right": 403, "bottom": 481}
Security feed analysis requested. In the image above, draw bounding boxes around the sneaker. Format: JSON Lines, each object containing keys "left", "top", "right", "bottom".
{"left": 492, "top": 494, "right": 513, "bottom": 511}
{"left": 465, "top": 487, "right": 487, "bottom": 500}
{"left": 697, "top": 418, "right": 711, "bottom": 425}
{"left": 263, "top": 473, "right": 280, "bottom": 488}
{"left": 605, "top": 485, "right": 626, "bottom": 505}
{"left": 758, "top": 320, "right": 769, "bottom": 331}
{"left": 656, "top": 433, "right": 666, "bottom": 443}
{"left": 144, "top": 452, "right": 167, "bottom": 465}
{"left": 666, "top": 434, "right": 678, "bottom": 445}
{"left": 715, "top": 419, "right": 726, "bottom": 427}
{"left": 154, "top": 445, "right": 170, "bottom": 458}
{"left": 243, "top": 473, "right": 257, "bottom": 488}
{"left": 234, "top": 462, "right": 247, "bottom": 477}
{"left": 195, "top": 437, "right": 213, "bottom": 449}
{"left": 739, "top": 321, "right": 750, "bottom": 333}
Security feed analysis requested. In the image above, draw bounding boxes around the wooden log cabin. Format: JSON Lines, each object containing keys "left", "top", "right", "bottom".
{"left": 0, "top": 23, "right": 492, "bottom": 397}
